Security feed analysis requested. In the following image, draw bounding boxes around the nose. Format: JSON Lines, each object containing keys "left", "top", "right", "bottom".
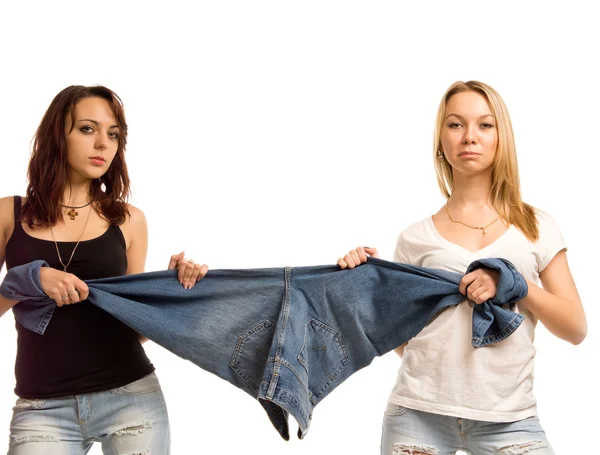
{"left": 95, "top": 132, "right": 108, "bottom": 150}
{"left": 462, "top": 126, "right": 477, "bottom": 145}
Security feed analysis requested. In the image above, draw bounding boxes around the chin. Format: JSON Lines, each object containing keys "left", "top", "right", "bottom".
{"left": 76, "top": 170, "right": 108, "bottom": 181}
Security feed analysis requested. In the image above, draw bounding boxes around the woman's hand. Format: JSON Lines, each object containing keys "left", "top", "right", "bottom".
{"left": 337, "top": 246, "right": 379, "bottom": 269}
{"left": 168, "top": 252, "right": 208, "bottom": 289}
{"left": 39, "top": 267, "right": 89, "bottom": 307}
{"left": 459, "top": 268, "right": 500, "bottom": 304}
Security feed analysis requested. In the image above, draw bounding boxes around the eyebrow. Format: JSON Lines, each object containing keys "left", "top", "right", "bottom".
{"left": 445, "top": 113, "right": 494, "bottom": 121}
{"left": 78, "top": 119, "right": 119, "bottom": 129}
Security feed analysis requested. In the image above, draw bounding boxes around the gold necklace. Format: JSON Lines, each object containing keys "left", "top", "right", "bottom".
{"left": 50, "top": 205, "right": 93, "bottom": 272}
{"left": 446, "top": 203, "right": 500, "bottom": 237}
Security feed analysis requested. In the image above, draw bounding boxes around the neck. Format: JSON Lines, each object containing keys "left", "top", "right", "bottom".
{"left": 62, "top": 180, "right": 92, "bottom": 207}
{"left": 448, "top": 171, "right": 493, "bottom": 211}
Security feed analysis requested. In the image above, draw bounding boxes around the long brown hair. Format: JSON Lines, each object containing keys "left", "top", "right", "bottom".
{"left": 433, "top": 81, "right": 539, "bottom": 241}
{"left": 22, "top": 85, "right": 131, "bottom": 228}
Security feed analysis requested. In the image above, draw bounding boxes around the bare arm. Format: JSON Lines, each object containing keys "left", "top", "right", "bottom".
{"left": 0, "top": 251, "right": 21, "bottom": 319}
{"left": 122, "top": 205, "right": 150, "bottom": 343}
{"left": 393, "top": 343, "right": 406, "bottom": 357}
{"left": 521, "top": 250, "right": 586, "bottom": 345}
{"left": 0, "top": 197, "right": 20, "bottom": 319}
{"left": 124, "top": 205, "right": 149, "bottom": 277}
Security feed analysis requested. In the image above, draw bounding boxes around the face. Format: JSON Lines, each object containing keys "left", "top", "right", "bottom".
{"left": 64, "top": 96, "right": 120, "bottom": 182}
{"left": 439, "top": 90, "right": 497, "bottom": 176}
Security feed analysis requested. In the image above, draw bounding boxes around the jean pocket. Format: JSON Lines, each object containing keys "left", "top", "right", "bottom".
{"left": 111, "top": 372, "right": 162, "bottom": 395}
{"left": 384, "top": 403, "right": 411, "bottom": 416}
{"left": 298, "top": 319, "right": 349, "bottom": 401}
{"left": 230, "top": 320, "right": 276, "bottom": 392}
{"left": 13, "top": 398, "right": 46, "bottom": 412}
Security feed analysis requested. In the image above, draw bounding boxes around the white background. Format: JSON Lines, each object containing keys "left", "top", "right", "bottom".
{"left": 0, "top": 1, "right": 597, "bottom": 453}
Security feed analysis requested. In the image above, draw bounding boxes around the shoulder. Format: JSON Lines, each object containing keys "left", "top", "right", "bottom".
{"left": 531, "top": 207, "right": 563, "bottom": 240}
{"left": 119, "top": 204, "right": 148, "bottom": 243}
{"left": 397, "top": 217, "right": 432, "bottom": 244}
{"left": 527, "top": 207, "right": 566, "bottom": 270}
{"left": 0, "top": 196, "right": 16, "bottom": 239}
{"left": 533, "top": 207, "right": 558, "bottom": 225}
{"left": 393, "top": 216, "right": 434, "bottom": 264}
{"left": 124, "top": 204, "right": 147, "bottom": 227}
{"left": 0, "top": 196, "right": 15, "bottom": 217}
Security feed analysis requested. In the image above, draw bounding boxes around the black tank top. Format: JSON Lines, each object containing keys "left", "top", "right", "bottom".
{"left": 5, "top": 196, "right": 154, "bottom": 398}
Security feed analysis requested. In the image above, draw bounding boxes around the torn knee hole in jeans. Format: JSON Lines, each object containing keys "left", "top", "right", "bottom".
{"left": 499, "top": 440, "right": 548, "bottom": 454}
{"left": 392, "top": 444, "right": 439, "bottom": 455}
{"left": 112, "top": 420, "right": 152, "bottom": 436}
{"left": 9, "top": 435, "right": 58, "bottom": 445}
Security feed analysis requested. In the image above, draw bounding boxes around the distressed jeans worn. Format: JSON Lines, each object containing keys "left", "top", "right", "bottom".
{"left": 1, "top": 257, "right": 527, "bottom": 440}
{"left": 7, "top": 372, "right": 169, "bottom": 455}
{"left": 382, "top": 403, "right": 555, "bottom": 455}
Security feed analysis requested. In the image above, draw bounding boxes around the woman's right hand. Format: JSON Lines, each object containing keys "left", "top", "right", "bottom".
{"left": 39, "top": 267, "right": 89, "bottom": 307}
{"left": 337, "top": 246, "right": 379, "bottom": 269}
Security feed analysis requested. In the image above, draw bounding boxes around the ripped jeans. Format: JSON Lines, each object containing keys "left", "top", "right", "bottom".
{"left": 381, "top": 403, "right": 554, "bottom": 455}
{"left": 7, "top": 372, "right": 170, "bottom": 455}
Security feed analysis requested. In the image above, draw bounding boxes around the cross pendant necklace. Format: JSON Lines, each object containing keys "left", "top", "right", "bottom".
{"left": 60, "top": 201, "right": 92, "bottom": 221}
{"left": 446, "top": 203, "right": 500, "bottom": 238}
{"left": 66, "top": 208, "right": 79, "bottom": 220}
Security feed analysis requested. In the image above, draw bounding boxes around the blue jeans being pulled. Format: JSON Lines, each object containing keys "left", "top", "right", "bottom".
{"left": 1, "top": 258, "right": 527, "bottom": 440}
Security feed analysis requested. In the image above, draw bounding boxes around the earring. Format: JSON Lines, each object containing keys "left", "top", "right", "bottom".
{"left": 437, "top": 150, "right": 445, "bottom": 162}
{"left": 99, "top": 179, "right": 107, "bottom": 193}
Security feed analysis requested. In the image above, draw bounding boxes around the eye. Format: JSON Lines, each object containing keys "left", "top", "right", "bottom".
{"left": 80, "top": 125, "right": 94, "bottom": 133}
{"left": 481, "top": 123, "right": 495, "bottom": 129}
{"left": 448, "top": 122, "right": 462, "bottom": 129}
{"left": 108, "top": 131, "right": 120, "bottom": 140}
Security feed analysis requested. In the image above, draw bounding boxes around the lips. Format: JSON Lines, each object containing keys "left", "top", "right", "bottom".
{"left": 89, "top": 156, "right": 106, "bottom": 166}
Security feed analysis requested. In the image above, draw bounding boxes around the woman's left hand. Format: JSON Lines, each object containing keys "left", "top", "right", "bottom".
{"left": 459, "top": 268, "right": 500, "bottom": 304}
{"left": 168, "top": 251, "right": 209, "bottom": 289}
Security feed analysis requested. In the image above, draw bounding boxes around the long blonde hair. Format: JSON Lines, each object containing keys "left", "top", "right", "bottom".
{"left": 433, "top": 80, "right": 538, "bottom": 241}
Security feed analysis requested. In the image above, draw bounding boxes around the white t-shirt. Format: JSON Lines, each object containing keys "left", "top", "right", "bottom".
{"left": 388, "top": 210, "right": 565, "bottom": 422}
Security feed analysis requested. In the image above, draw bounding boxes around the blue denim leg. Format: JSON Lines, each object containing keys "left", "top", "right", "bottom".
{"left": 8, "top": 396, "right": 92, "bottom": 455}
{"left": 381, "top": 404, "right": 555, "bottom": 455}
{"left": 465, "top": 417, "right": 555, "bottom": 455}
{"left": 381, "top": 403, "right": 462, "bottom": 455}
{"left": 97, "top": 373, "right": 170, "bottom": 455}
{"left": 7, "top": 373, "right": 170, "bottom": 455}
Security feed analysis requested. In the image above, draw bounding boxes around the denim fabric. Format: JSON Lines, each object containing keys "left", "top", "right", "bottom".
{"left": 381, "top": 403, "right": 554, "bottom": 455}
{"left": 1, "top": 257, "right": 527, "bottom": 440}
{"left": 8, "top": 372, "right": 170, "bottom": 455}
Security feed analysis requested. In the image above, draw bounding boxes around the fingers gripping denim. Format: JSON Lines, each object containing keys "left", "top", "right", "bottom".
{"left": 1, "top": 258, "right": 527, "bottom": 440}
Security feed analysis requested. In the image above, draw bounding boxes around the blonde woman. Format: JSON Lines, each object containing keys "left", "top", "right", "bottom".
{"left": 338, "top": 81, "right": 586, "bottom": 455}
